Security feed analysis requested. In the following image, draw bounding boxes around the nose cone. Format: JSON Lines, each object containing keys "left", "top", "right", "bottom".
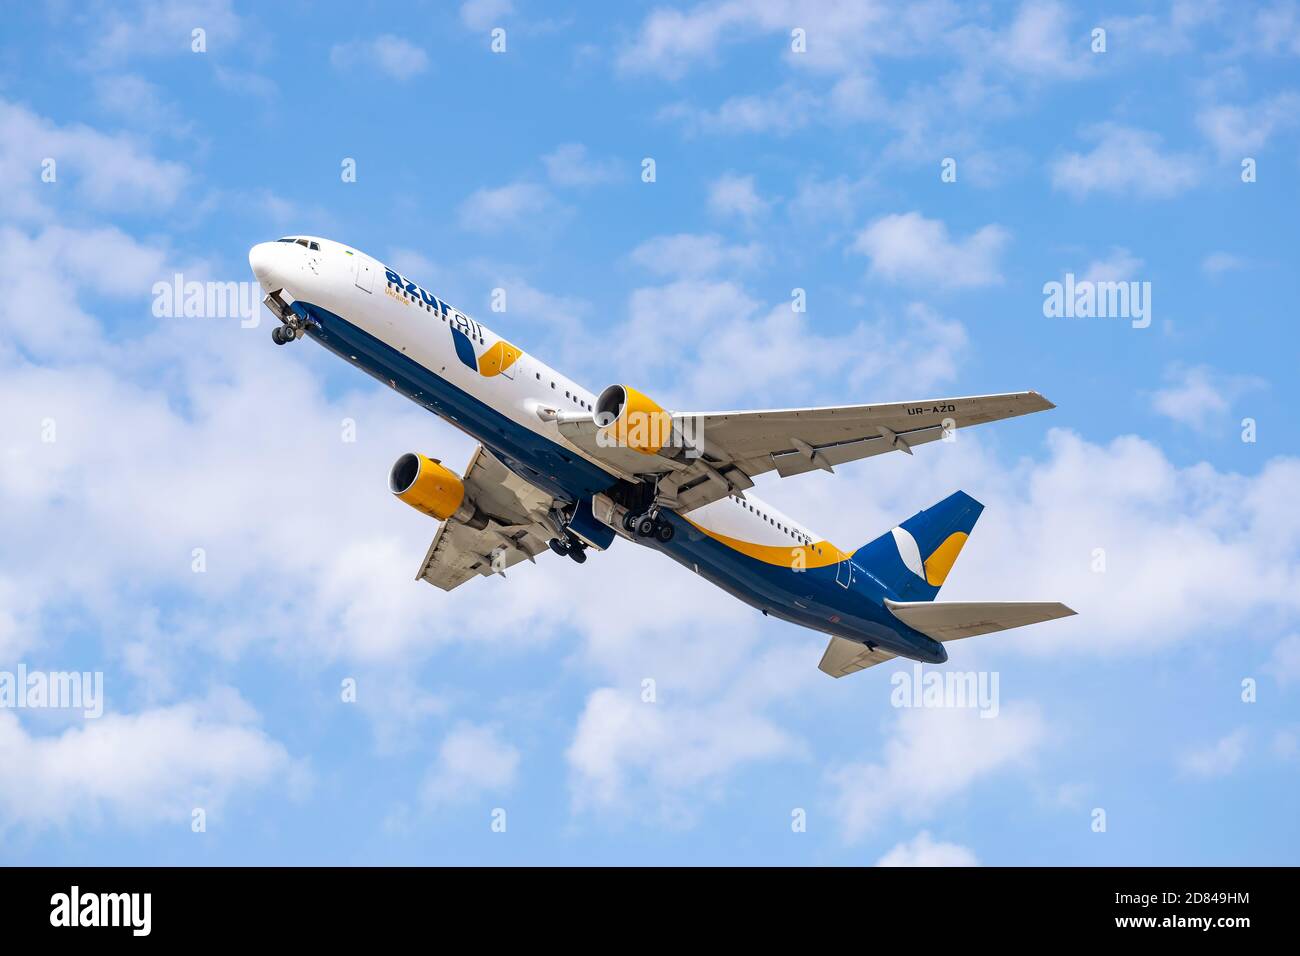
{"left": 248, "top": 242, "right": 280, "bottom": 288}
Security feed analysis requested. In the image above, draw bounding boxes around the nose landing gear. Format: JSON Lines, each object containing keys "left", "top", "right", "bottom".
{"left": 265, "top": 290, "right": 306, "bottom": 345}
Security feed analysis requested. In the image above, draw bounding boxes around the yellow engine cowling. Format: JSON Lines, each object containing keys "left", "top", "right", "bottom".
{"left": 594, "top": 384, "right": 672, "bottom": 455}
{"left": 389, "top": 453, "right": 465, "bottom": 520}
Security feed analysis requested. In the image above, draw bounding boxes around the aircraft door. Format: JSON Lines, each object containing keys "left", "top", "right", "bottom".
{"left": 354, "top": 257, "right": 374, "bottom": 293}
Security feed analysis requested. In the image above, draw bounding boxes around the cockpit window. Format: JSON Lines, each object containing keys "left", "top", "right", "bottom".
{"left": 276, "top": 237, "right": 320, "bottom": 250}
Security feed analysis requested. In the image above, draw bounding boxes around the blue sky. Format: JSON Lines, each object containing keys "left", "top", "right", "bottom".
{"left": 1, "top": 0, "right": 1298, "bottom": 865}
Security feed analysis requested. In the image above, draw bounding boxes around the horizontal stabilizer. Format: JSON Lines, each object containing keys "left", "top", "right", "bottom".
{"left": 885, "top": 599, "right": 1076, "bottom": 642}
{"left": 818, "top": 636, "right": 897, "bottom": 678}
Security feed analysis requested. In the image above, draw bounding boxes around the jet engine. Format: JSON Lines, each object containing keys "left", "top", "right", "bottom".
{"left": 389, "top": 453, "right": 467, "bottom": 520}
{"left": 594, "top": 384, "right": 673, "bottom": 455}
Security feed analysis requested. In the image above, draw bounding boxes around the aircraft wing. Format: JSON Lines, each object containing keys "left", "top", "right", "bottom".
{"left": 414, "top": 445, "right": 557, "bottom": 591}
{"left": 557, "top": 391, "right": 1053, "bottom": 512}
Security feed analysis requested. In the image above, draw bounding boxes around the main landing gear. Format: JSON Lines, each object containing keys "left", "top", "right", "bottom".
{"left": 548, "top": 536, "right": 588, "bottom": 564}
{"left": 271, "top": 324, "right": 299, "bottom": 345}
{"left": 623, "top": 510, "right": 675, "bottom": 543}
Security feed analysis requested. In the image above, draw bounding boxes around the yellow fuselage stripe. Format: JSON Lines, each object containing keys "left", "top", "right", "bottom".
{"left": 680, "top": 516, "right": 847, "bottom": 569}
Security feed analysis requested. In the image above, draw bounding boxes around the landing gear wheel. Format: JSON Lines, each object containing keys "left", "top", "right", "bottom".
{"left": 271, "top": 326, "right": 288, "bottom": 345}
{"left": 548, "top": 538, "right": 570, "bottom": 557}
{"left": 567, "top": 546, "right": 587, "bottom": 564}
{"left": 623, "top": 512, "right": 639, "bottom": 534}
{"left": 635, "top": 515, "right": 656, "bottom": 538}
{"left": 655, "top": 522, "right": 675, "bottom": 543}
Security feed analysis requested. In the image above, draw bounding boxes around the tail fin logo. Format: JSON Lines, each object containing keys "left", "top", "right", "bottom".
{"left": 891, "top": 526, "right": 969, "bottom": 587}
{"left": 890, "top": 526, "right": 924, "bottom": 578}
{"left": 924, "top": 531, "right": 969, "bottom": 586}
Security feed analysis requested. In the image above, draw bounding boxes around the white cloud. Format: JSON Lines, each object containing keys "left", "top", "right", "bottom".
{"left": 0, "top": 224, "right": 182, "bottom": 357}
{"left": 876, "top": 831, "right": 980, "bottom": 866}
{"left": 330, "top": 35, "right": 430, "bottom": 80}
{"left": 0, "top": 688, "right": 303, "bottom": 831}
{"left": 1273, "top": 728, "right": 1299, "bottom": 761}
{"left": 1196, "top": 92, "right": 1300, "bottom": 160}
{"left": 1101, "top": 2, "right": 1222, "bottom": 56}
{"left": 828, "top": 704, "right": 1047, "bottom": 842}
{"left": 1152, "top": 366, "right": 1229, "bottom": 430}
{"left": 1202, "top": 251, "right": 1246, "bottom": 276}
{"left": 457, "top": 182, "right": 561, "bottom": 234}
{"left": 1082, "top": 247, "right": 1143, "bottom": 283}
{"left": 566, "top": 656, "right": 810, "bottom": 822}
{"left": 461, "top": 0, "right": 513, "bottom": 31}
{"left": 484, "top": 274, "right": 591, "bottom": 330}
{"left": 616, "top": 2, "right": 753, "bottom": 78}
{"left": 852, "top": 212, "right": 1009, "bottom": 288}
{"left": 1180, "top": 729, "right": 1247, "bottom": 778}
{"left": 659, "top": 87, "right": 821, "bottom": 136}
{"left": 618, "top": 0, "right": 961, "bottom": 79}
{"left": 542, "top": 143, "right": 620, "bottom": 186}
{"left": 87, "top": 0, "right": 243, "bottom": 64}
{"left": 1151, "top": 364, "right": 1263, "bottom": 432}
{"left": 1249, "top": 2, "right": 1300, "bottom": 56}
{"left": 1267, "top": 634, "right": 1300, "bottom": 684}
{"left": 707, "top": 172, "right": 770, "bottom": 222}
{"left": 610, "top": 278, "right": 966, "bottom": 408}
{"left": 1052, "top": 124, "right": 1200, "bottom": 199}
{"left": 786, "top": 174, "right": 874, "bottom": 225}
{"left": 354, "top": 670, "right": 450, "bottom": 755}
{"left": 0, "top": 97, "right": 188, "bottom": 219}
{"left": 422, "top": 723, "right": 519, "bottom": 805}
{"left": 629, "top": 233, "right": 764, "bottom": 277}
{"left": 213, "top": 67, "right": 278, "bottom": 101}
{"left": 93, "top": 74, "right": 186, "bottom": 132}
{"left": 999, "top": 0, "right": 1091, "bottom": 78}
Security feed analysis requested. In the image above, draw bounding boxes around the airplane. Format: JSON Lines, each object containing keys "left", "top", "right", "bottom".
{"left": 249, "top": 236, "right": 1075, "bottom": 677}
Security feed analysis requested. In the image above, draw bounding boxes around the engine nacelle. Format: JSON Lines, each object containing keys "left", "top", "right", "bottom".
{"left": 594, "top": 384, "right": 673, "bottom": 455}
{"left": 389, "top": 452, "right": 466, "bottom": 520}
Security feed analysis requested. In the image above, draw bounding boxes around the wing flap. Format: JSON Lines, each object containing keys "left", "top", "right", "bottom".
{"left": 770, "top": 424, "right": 948, "bottom": 477}
{"left": 416, "top": 518, "right": 549, "bottom": 590}
{"left": 885, "top": 600, "right": 1076, "bottom": 642}
{"left": 414, "top": 445, "right": 557, "bottom": 591}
